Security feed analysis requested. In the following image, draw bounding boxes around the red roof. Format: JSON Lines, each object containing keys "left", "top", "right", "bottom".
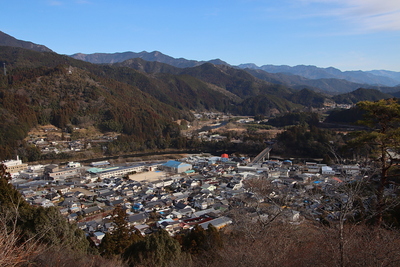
{"left": 332, "top": 177, "right": 343, "bottom": 183}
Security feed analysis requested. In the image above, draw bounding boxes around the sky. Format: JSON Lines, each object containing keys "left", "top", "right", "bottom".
{"left": 2, "top": 0, "right": 400, "bottom": 71}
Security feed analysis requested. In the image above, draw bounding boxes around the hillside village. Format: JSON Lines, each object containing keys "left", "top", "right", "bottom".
{"left": 2, "top": 150, "right": 372, "bottom": 247}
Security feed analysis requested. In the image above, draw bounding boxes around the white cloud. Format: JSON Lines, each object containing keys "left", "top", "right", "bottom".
{"left": 296, "top": 0, "right": 400, "bottom": 32}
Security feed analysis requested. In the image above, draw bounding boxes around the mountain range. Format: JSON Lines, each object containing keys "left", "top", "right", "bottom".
{"left": 238, "top": 63, "right": 400, "bottom": 87}
{"left": 70, "top": 50, "right": 400, "bottom": 89}
{"left": 1, "top": 30, "right": 400, "bottom": 159}
{"left": 71, "top": 51, "right": 229, "bottom": 68}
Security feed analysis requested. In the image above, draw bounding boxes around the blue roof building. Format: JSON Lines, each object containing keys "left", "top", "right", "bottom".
{"left": 161, "top": 160, "right": 192, "bottom": 173}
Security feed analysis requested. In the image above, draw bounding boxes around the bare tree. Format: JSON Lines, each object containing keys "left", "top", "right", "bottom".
{"left": 0, "top": 203, "right": 43, "bottom": 267}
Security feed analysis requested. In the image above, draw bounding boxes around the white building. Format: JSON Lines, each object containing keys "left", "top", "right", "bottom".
{"left": 2, "top": 156, "right": 28, "bottom": 177}
{"left": 321, "top": 166, "right": 335, "bottom": 175}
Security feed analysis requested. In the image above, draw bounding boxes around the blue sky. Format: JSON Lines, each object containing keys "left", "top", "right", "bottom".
{"left": 2, "top": 0, "right": 400, "bottom": 71}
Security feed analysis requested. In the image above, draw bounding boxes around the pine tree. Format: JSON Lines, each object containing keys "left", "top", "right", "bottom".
{"left": 351, "top": 99, "right": 400, "bottom": 227}
{"left": 0, "top": 164, "right": 91, "bottom": 253}
{"left": 99, "top": 205, "right": 142, "bottom": 257}
{"left": 124, "top": 229, "right": 191, "bottom": 267}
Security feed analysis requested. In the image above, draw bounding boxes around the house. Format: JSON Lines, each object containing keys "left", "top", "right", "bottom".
{"left": 67, "top": 162, "right": 81, "bottom": 168}
{"left": 174, "top": 202, "right": 190, "bottom": 210}
{"left": 321, "top": 166, "right": 335, "bottom": 175}
{"left": 108, "top": 199, "right": 124, "bottom": 207}
{"left": 172, "top": 192, "right": 189, "bottom": 202}
{"left": 192, "top": 208, "right": 219, "bottom": 218}
{"left": 341, "top": 165, "right": 360, "bottom": 176}
{"left": 134, "top": 224, "right": 151, "bottom": 235}
{"left": 198, "top": 216, "right": 232, "bottom": 229}
{"left": 145, "top": 200, "right": 168, "bottom": 210}
{"left": 67, "top": 213, "right": 78, "bottom": 222}
{"left": 44, "top": 164, "right": 59, "bottom": 174}
{"left": 201, "top": 184, "right": 216, "bottom": 192}
{"left": 127, "top": 212, "right": 149, "bottom": 226}
{"left": 194, "top": 197, "right": 215, "bottom": 210}
{"left": 83, "top": 206, "right": 102, "bottom": 216}
{"left": 52, "top": 185, "right": 71, "bottom": 195}
{"left": 177, "top": 207, "right": 194, "bottom": 217}
{"left": 93, "top": 231, "right": 106, "bottom": 241}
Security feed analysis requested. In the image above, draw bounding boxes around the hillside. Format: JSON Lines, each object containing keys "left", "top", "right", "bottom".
{"left": 332, "top": 88, "right": 393, "bottom": 104}
{"left": 72, "top": 49, "right": 400, "bottom": 91}
{"left": 0, "top": 47, "right": 191, "bottom": 159}
{"left": 287, "top": 88, "right": 329, "bottom": 108}
{"left": 0, "top": 30, "right": 53, "bottom": 53}
{"left": 114, "top": 58, "right": 305, "bottom": 113}
{"left": 115, "top": 58, "right": 299, "bottom": 108}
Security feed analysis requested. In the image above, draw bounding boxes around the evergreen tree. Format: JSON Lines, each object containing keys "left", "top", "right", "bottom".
{"left": 350, "top": 99, "right": 400, "bottom": 227}
{"left": 0, "top": 164, "right": 30, "bottom": 212}
{"left": 99, "top": 205, "right": 142, "bottom": 257}
{"left": 0, "top": 164, "right": 91, "bottom": 253}
{"left": 124, "top": 229, "right": 191, "bottom": 267}
{"left": 182, "top": 224, "right": 223, "bottom": 254}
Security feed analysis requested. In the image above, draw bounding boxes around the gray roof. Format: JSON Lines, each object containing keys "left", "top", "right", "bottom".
{"left": 198, "top": 216, "right": 232, "bottom": 229}
{"left": 128, "top": 212, "right": 149, "bottom": 223}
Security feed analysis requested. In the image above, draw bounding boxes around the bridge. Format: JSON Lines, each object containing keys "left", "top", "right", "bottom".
{"left": 250, "top": 146, "right": 272, "bottom": 164}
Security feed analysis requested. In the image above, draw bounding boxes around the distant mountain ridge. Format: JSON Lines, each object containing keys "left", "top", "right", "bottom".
{"left": 238, "top": 64, "right": 400, "bottom": 87}
{"left": 70, "top": 51, "right": 229, "bottom": 68}
{"left": 116, "top": 57, "right": 394, "bottom": 95}
{"left": 71, "top": 50, "right": 400, "bottom": 88}
{"left": 1, "top": 29, "right": 400, "bottom": 96}
{"left": 367, "top": 70, "right": 400, "bottom": 83}
{"left": 0, "top": 30, "right": 53, "bottom": 53}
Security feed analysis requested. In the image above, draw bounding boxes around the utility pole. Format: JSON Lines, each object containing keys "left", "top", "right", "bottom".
{"left": 3, "top": 63, "right": 6, "bottom": 76}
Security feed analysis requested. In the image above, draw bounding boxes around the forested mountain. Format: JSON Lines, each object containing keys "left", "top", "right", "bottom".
{"left": 287, "top": 88, "right": 329, "bottom": 108}
{"left": 332, "top": 88, "right": 393, "bottom": 104}
{"left": 71, "top": 49, "right": 400, "bottom": 89}
{"left": 114, "top": 58, "right": 298, "bottom": 107}
{"left": 75, "top": 50, "right": 400, "bottom": 88}
{"left": 0, "top": 47, "right": 192, "bottom": 158}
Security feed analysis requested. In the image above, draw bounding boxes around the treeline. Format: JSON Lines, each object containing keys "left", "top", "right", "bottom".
{"left": 105, "top": 133, "right": 268, "bottom": 157}
{"left": 273, "top": 124, "right": 342, "bottom": 160}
